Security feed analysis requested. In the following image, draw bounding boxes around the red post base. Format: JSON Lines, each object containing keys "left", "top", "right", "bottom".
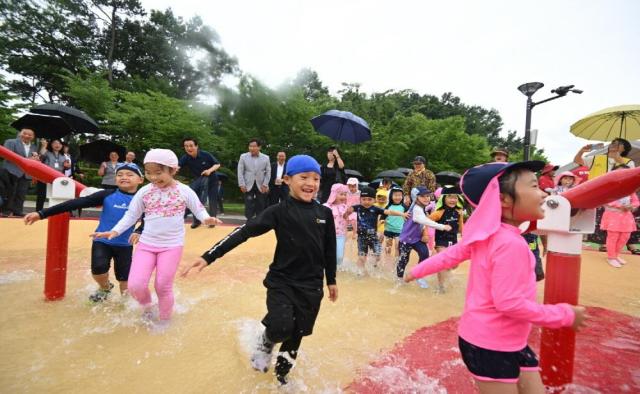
{"left": 540, "top": 251, "right": 581, "bottom": 389}
{"left": 44, "top": 212, "right": 70, "bottom": 300}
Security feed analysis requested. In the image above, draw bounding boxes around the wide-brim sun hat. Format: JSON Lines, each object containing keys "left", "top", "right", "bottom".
{"left": 460, "top": 161, "right": 545, "bottom": 207}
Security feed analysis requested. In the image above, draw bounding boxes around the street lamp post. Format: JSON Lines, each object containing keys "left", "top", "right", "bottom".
{"left": 517, "top": 83, "right": 583, "bottom": 160}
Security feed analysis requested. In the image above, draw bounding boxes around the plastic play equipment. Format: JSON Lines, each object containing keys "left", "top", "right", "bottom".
{"left": 0, "top": 145, "right": 86, "bottom": 300}
{"left": 536, "top": 166, "right": 640, "bottom": 390}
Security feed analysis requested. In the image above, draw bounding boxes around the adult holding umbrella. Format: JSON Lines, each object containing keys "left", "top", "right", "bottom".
{"left": 573, "top": 138, "right": 635, "bottom": 253}
{"left": 310, "top": 110, "right": 371, "bottom": 143}
{"left": 402, "top": 156, "right": 436, "bottom": 205}
{"left": 319, "top": 146, "right": 346, "bottom": 203}
{"left": 311, "top": 110, "right": 371, "bottom": 203}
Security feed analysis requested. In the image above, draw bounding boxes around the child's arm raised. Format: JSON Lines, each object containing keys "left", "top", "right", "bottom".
{"left": 25, "top": 189, "right": 114, "bottom": 225}
{"left": 182, "top": 207, "right": 278, "bottom": 276}
{"left": 406, "top": 242, "right": 471, "bottom": 282}
{"left": 412, "top": 206, "right": 451, "bottom": 231}
{"left": 490, "top": 241, "right": 577, "bottom": 328}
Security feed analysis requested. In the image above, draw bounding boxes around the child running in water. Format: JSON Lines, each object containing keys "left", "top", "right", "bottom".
{"left": 346, "top": 177, "right": 361, "bottom": 240}
{"left": 346, "top": 187, "right": 408, "bottom": 275}
{"left": 429, "top": 185, "right": 465, "bottom": 293}
{"left": 92, "top": 149, "right": 221, "bottom": 324}
{"left": 24, "top": 163, "right": 144, "bottom": 302}
{"left": 182, "top": 155, "right": 338, "bottom": 385}
{"left": 600, "top": 165, "right": 639, "bottom": 268}
{"left": 383, "top": 188, "right": 406, "bottom": 256}
{"left": 374, "top": 189, "right": 388, "bottom": 243}
{"left": 397, "top": 186, "right": 451, "bottom": 287}
{"left": 406, "top": 161, "right": 586, "bottom": 393}
{"left": 324, "top": 183, "right": 350, "bottom": 266}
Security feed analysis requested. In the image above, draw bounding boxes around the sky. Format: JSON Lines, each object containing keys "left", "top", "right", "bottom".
{"left": 143, "top": 0, "right": 639, "bottom": 165}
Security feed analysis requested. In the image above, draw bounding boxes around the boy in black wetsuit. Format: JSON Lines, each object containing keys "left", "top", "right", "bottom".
{"left": 182, "top": 155, "right": 338, "bottom": 385}
{"left": 429, "top": 185, "right": 465, "bottom": 293}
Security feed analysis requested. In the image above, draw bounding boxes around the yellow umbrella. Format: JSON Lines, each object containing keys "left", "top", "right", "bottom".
{"left": 570, "top": 104, "right": 640, "bottom": 141}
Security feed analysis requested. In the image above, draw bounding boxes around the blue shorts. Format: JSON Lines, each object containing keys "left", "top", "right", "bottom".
{"left": 357, "top": 231, "right": 382, "bottom": 256}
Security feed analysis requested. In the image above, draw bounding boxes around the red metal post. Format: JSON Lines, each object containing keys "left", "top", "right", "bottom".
{"left": 44, "top": 212, "right": 71, "bottom": 300}
{"left": 0, "top": 145, "right": 86, "bottom": 301}
{"left": 540, "top": 252, "right": 581, "bottom": 388}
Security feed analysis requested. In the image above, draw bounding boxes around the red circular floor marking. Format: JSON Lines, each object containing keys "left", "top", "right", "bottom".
{"left": 348, "top": 307, "right": 640, "bottom": 393}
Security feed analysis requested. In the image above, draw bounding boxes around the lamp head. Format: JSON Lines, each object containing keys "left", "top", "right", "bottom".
{"left": 518, "top": 82, "right": 544, "bottom": 97}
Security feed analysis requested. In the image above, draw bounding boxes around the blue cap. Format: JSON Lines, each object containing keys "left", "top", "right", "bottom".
{"left": 285, "top": 154, "right": 321, "bottom": 176}
{"left": 116, "top": 162, "right": 143, "bottom": 178}
{"left": 415, "top": 186, "right": 431, "bottom": 196}
{"left": 461, "top": 161, "right": 544, "bottom": 206}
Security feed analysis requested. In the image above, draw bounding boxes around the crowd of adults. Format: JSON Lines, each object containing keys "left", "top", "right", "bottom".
{"left": 2, "top": 129, "right": 638, "bottom": 255}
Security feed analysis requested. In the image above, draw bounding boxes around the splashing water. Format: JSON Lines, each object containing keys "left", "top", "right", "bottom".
{"left": 0, "top": 269, "right": 38, "bottom": 284}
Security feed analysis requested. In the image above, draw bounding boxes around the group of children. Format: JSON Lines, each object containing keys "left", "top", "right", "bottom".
{"left": 23, "top": 149, "right": 600, "bottom": 391}
{"left": 322, "top": 176, "right": 466, "bottom": 294}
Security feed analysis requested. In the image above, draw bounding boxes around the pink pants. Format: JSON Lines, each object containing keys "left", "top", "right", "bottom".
{"left": 606, "top": 231, "right": 630, "bottom": 259}
{"left": 128, "top": 242, "right": 183, "bottom": 320}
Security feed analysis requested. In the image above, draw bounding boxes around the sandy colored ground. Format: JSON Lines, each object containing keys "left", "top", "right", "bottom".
{"left": 0, "top": 218, "right": 638, "bottom": 393}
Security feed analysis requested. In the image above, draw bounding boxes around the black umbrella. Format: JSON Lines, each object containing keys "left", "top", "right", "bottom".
{"left": 436, "top": 171, "right": 462, "bottom": 186}
{"left": 80, "top": 140, "right": 126, "bottom": 164}
{"left": 310, "top": 110, "right": 371, "bottom": 143}
{"left": 375, "top": 169, "right": 406, "bottom": 178}
{"left": 11, "top": 113, "right": 73, "bottom": 139}
{"left": 345, "top": 169, "right": 363, "bottom": 179}
{"left": 396, "top": 167, "right": 412, "bottom": 175}
{"left": 369, "top": 178, "right": 399, "bottom": 189}
{"left": 31, "top": 103, "right": 99, "bottom": 133}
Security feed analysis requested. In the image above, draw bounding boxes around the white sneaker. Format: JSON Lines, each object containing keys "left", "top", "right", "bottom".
{"left": 607, "top": 259, "right": 622, "bottom": 268}
{"left": 250, "top": 334, "right": 273, "bottom": 373}
{"left": 616, "top": 257, "right": 627, "bottom": 265}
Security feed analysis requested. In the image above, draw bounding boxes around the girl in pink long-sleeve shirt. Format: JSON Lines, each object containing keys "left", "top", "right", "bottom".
{"left": 406, "top": 161, "right": 587, "bottom": 393}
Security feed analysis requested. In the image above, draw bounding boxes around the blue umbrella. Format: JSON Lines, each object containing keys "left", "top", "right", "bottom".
{"left": 310, "top": 110, "right": 371, "bottom": 143}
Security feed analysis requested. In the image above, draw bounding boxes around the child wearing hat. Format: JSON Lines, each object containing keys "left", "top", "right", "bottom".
{"left": 24, "top": 163, "right": 145, "bottom": 302}
{"left": 346, "top": 186, "right": 409, "bottom": 275}
{"left": 406, "top": 161, "right": 586, "bottom": 392}
{"left": 346, "top": 177, "right": 361, "bottom": 239}
{"left": 396, "top": 186, "right": 451, "bottom": 286}
{"left": 553, "top": 171, "right": 579, "bottom": 194}
{"left": 183, "top": 155, "right": 338, "bottom": 385}
{"left": 429, "top": 185, "right": 465, "bottom": 293}
{"left": 92, "top": 149, "right": 222, "bottom": 324}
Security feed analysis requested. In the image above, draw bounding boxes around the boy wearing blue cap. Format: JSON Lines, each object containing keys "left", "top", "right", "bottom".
{"left": 183, "top": 154, "right": 338, "bottom": 385}
{"left": 24, "top": 163, "right": 145, "bottom": 302}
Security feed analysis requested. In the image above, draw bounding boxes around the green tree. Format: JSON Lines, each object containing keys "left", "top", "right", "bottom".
{"left": 0, "top": 0, "right": 99, "bottom": 102}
